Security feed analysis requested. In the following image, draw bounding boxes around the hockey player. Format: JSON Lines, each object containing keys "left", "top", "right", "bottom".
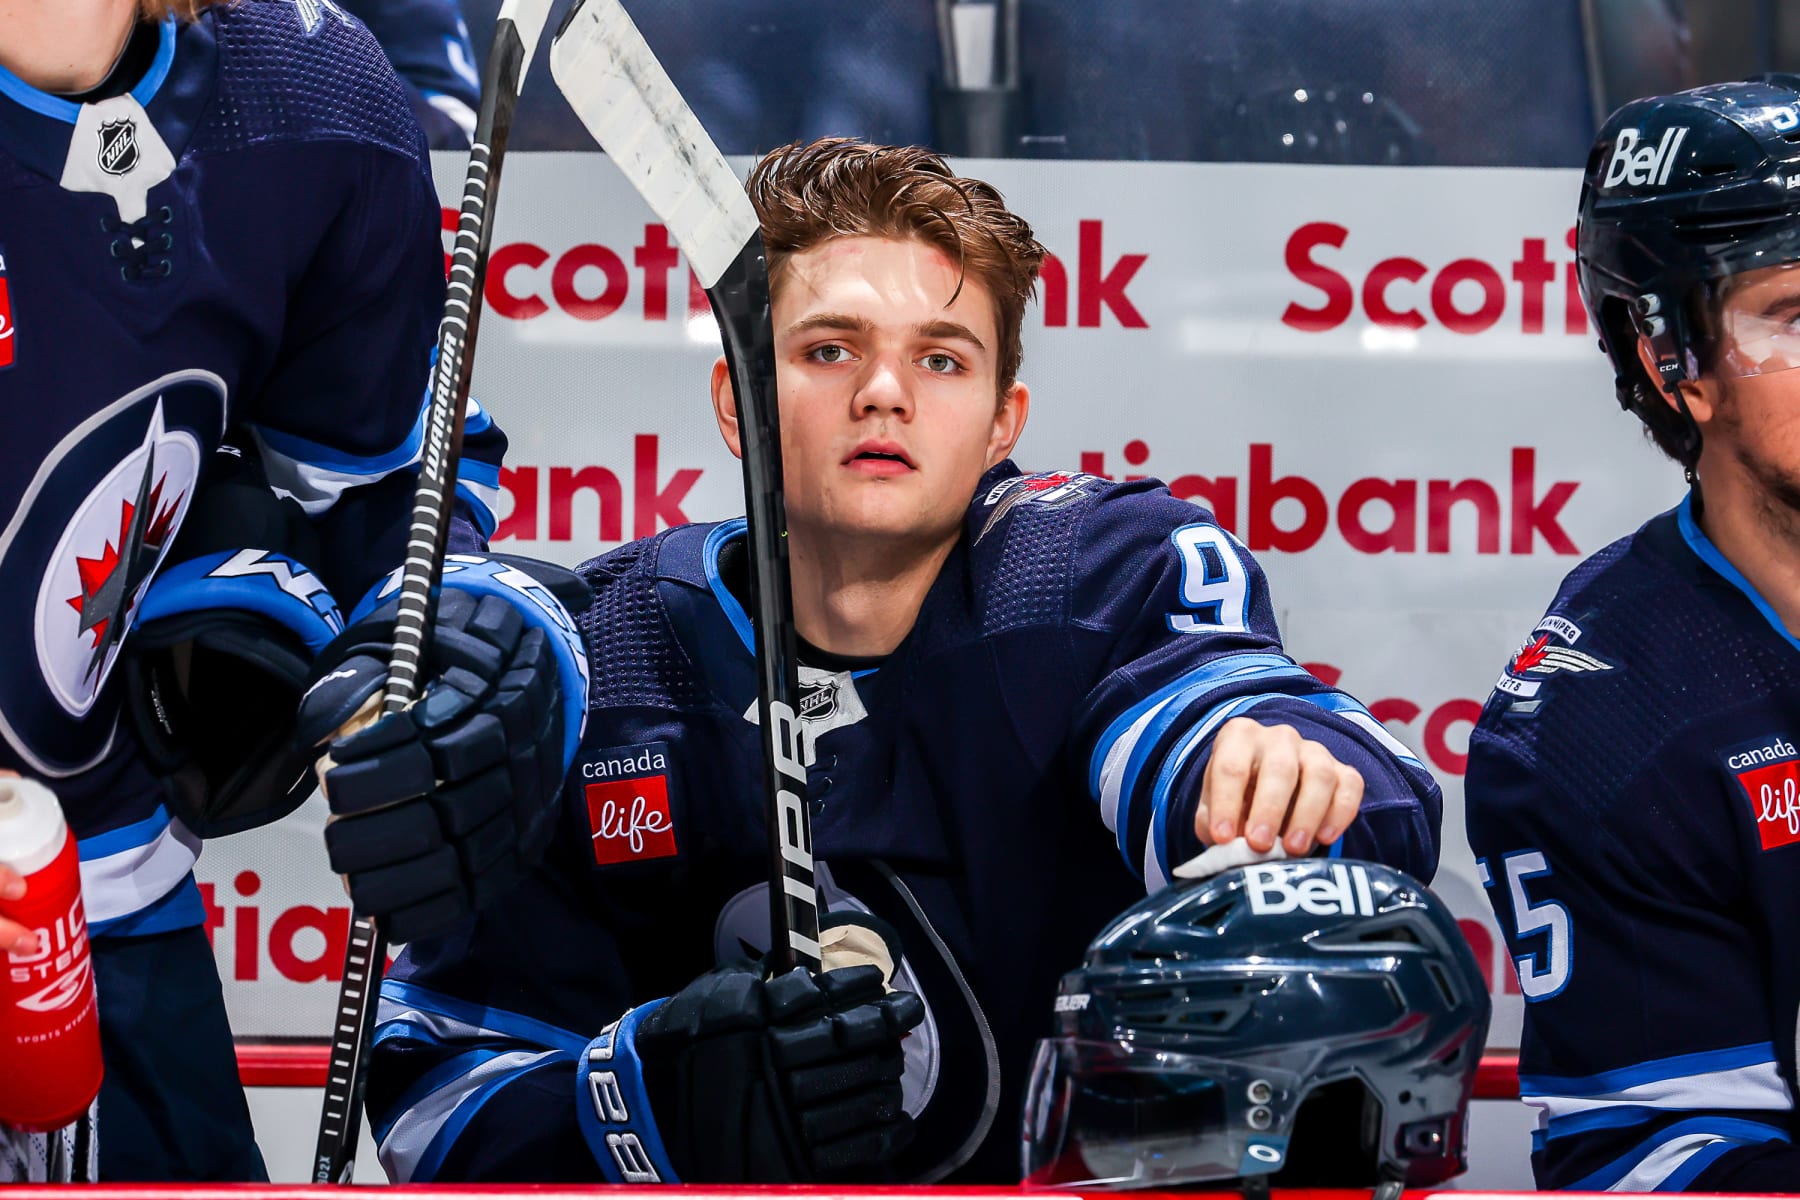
{"left": 350, "top": 138, "right": 1442, "bottom": 1184}
{"left": 0, "top": 0, "right": 579, "bottom": 1181}
{"left": 1466, "top": 79, "right": 1800, "bottom": 1190}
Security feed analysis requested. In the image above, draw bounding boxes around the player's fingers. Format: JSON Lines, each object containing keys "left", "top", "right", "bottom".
{"left": 1282, "top": 740, "right": 1344, "bottom": 855}
{"left": 1242, "top": 725, "right": 1303, "bottom": 853}
{"left": 1316, "top": 764, "right": 1365, "bottom": 846}
{"left": 1200, "top": 719, "right": 1260, "bottom": 844}
{"left": 0, "top": 915, "right": 39, "bottom": 956}
{"left": 0, "top": 864, "right": 24, "bottom": 900}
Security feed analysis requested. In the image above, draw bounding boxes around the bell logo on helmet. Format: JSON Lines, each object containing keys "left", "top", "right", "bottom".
{"left": 1602, "top": 127, "right": 1689, "bottom": 189}
{"left": 1244, "top": 863, "right": 1377, "bottom": 917}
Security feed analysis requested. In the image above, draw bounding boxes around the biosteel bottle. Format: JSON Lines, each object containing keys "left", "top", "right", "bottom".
{"left": 0, "top": 777, "right": 101, "bottom": 1131}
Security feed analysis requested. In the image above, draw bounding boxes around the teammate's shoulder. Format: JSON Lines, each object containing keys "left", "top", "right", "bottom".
{"left": 195, "top": 0, "right": 424, "bottom": 164}
{"left": 1473, "top": 507, "right": 1719, "bottom": 782}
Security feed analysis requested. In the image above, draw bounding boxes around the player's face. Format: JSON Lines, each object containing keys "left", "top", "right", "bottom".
{"left": 1698, "top": 264, "right": 1800, "bottom": 512}
{"left": 713, "top": 235, "right": 1028, "bottom": 551}
{"left": 0, "top": 0, "right": 140, "bottom": 94}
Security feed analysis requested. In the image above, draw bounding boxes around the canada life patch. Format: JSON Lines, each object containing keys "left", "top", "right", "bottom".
{"left": 1723, "top": 735, "right": 1800, "bottom": 852}
{"left": 581, "top": 741, "right": 678, "bottom": 866}
{"left": 0, "top": 247, "right": 14, "bottom": 371}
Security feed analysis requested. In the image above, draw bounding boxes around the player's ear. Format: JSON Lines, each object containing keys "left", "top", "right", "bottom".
{"left": 1635, "top": 333, "right": 1715, "bottom": 425}
{"left": 711, "top": 355, "right": 744, "bottom": 460}
{"left": 986, "top": 380, "right": 1029, "bottom": 468}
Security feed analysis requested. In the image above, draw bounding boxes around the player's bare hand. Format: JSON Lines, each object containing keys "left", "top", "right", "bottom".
{"left": 1197, "top": 718, "right": 1364, "bottom": 855}
{"left": 0, "top": 770, "right": 39, "bottom": 955}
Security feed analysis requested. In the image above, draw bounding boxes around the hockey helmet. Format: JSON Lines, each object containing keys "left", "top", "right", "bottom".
{"left": 1578, "top": 76, "right": 1800, "bottom": 466}
{"left": 1021, "top": 858, "right": 1489, "bottom": 1190}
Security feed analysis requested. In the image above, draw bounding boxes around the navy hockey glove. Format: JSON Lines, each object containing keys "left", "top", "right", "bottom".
{"left": 294, "top": 554, "right": 590, "bottom": 942}
{"left": 583, "top": 962, "right": 923, "bottom": 1183}
{"left": 125, "top": 440, "right": 346, "bottom": 838}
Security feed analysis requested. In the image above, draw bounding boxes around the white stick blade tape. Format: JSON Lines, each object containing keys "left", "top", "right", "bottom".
{"left": 550, "top": 0, "right": 758, "bottom": 289}
{"left": 496, "top": 0, "right": 555, "bottom": 86}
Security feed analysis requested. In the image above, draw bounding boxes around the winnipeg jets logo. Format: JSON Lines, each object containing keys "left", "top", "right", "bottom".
{"left": 36, "top": 399, "right": 199, "bottom": 717}
{"left": 1493, "top": 618, "right": 1615, "bottom": 703}
{"left": 975, "top": 471, "right": 1095, "bottom": 544}
{"left": 96, "top": 119, "right": 139, "bottom": 176}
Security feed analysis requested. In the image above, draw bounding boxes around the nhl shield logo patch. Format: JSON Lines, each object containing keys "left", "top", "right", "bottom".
{"left": 96, "top": 119, "right": 139, "bottom": 176}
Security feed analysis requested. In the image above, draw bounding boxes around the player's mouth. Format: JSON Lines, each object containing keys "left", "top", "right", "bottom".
{"left": 844, "top": 440, "right": 916, "bottom": 477}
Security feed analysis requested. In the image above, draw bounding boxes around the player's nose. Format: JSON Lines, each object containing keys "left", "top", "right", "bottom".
{"left": 852, "top": 355, "right": 913, "bottom": 420}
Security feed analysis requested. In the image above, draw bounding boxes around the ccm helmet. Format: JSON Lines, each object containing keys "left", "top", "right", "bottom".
{"left": 1021, "top": 859, "right": 1489, "bottom": 1191}
{"left": 1579, "top": 76, "right": 1800, "bottom": 470}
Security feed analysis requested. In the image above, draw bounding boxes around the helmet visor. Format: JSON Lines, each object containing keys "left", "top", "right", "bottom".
{"left": 1709, "top": 262, "right": 1800, "bottom": 379}
{"left": 1021, "top": 1037, "right": 1304, "bottom": 1190}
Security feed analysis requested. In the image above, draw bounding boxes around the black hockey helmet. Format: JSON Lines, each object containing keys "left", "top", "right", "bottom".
{"left": 1021, "top": 859, "right": 1489, "bottom": 1190}
{"left": 1578, "top": 76, "right": 1800, "bottom": 468}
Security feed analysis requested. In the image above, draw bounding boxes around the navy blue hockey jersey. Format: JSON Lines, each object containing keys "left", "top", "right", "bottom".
{"left": 340, "top": 0, "right": 481, "bottom": 147}
{"left": 369, "top": 465, "right": 1442, "bottom": 1184}
{"left": 1468, "top": 497, "right": 1800, "bottom": 1190}
{"left": 0, "top": 1, "right": 501, "bottom": 936}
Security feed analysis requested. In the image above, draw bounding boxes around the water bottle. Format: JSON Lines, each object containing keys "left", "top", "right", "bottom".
{"left": 0, "top": 777, "right": 102, "bottom": 1132}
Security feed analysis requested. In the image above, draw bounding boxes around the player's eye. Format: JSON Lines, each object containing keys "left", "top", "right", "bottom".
{"left": 808, "top": 344, "right": 852, "bottom": 364}
{"left": 920, "top": 352, "right": 962, "bottom": 375}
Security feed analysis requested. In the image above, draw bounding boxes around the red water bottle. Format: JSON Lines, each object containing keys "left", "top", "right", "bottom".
{"left": 0, "top": 776, "right": 102, "bottom": 1131}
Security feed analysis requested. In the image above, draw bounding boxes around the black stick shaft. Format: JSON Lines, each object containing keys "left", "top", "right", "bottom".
{"left": 708, "top": 242, "right": 821, "bottom": 976}
{"left": 312, "top": 20, "right": 528, "bottom": 1184}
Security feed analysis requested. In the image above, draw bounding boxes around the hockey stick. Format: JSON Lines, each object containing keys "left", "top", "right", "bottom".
{"left": 311, "top": 0, "right": 552, "bottom": 1182}
{"left": 548, "top": 0, "right": 822, "bottom": 976}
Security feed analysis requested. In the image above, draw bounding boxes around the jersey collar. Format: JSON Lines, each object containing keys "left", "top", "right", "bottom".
{"left": 0, "top": 17, "right": 213, "bottom": 184}
{"left": 1676, "top": 491, "right": 1800, "bottom": 653}
{"left": 0, "top": 18, "right": 176, "bottom": 124}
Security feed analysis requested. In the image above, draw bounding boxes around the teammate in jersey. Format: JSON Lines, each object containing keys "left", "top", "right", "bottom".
{"left": 349, "top": 138, "right": 1441, "bottom": 1184}
{"left": 341, "top": 0, "right": 481, "bottom": 148}
{"left": 1466, "top": 79, "right": 1800, "bottom": 1190}
{"left": 0, "top": 0, "right": 577, "bottom": 1181}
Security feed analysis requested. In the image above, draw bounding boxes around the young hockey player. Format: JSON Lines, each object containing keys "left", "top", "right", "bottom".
{"left": 1467, "top": 79, "right": 1800, "bottom": 1190}
{"left": 0, "top": 0, "right": 579, "bottom": 1181}
{"left": 344, "top": 138, "right": 1442, "bottom": 1184}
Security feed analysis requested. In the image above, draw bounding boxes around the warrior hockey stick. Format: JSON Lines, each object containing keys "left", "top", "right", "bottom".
{"left": 549, "top": 0, "right": 822, "bottom": 975}
{"left": 312, "top": 0, "right": 553, "bottom": 1182}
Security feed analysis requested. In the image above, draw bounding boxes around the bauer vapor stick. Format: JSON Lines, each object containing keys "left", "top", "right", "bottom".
{"left": 549, "top": 0, "right": 822, "bottom": 975}
{"left": 312, "top": 0, "right": 553, "bottom": 1182}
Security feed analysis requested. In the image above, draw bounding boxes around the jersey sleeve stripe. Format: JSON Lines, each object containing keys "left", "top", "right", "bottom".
{"left": 1138, "top": 692, "right": 1300, "bottom": 886}
{"left": 1087, "top": 653, "right": 1304, "bottom": 799}
{"left": 1533, "top": 1103, "right": 1668, "bottom": 1150}
{"left": 1566, "top": 1117, "right": 1790, "bottom": 1191}
{"left": 377, "top": 979, "right": 591, "bottom": 1055}
{"left": 249, "top": 396, "right": 494, "bottom": 517}
{"left": 1299, "top": 692, "right": 1427, "bottom": 768}
{"left": 1520, "top": 1042, "right": 1788, "bottom": 1102}
{"left": 373, "top": 1046, "right": 512, "bottom": 1146}
{"left": 77, "top": 811, "right": 199, "bottom": 926}
{"left": 380, "top": 1051, "right": 567, "bottom": 1183}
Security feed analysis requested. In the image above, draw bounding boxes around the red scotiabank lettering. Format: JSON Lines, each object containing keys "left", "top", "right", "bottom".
{"left": 447, "top": 213, "right": 1149, "bottom": 330}
{"left": 1280, "top": 221, "right": 1587, "bottom": 335}
{"left": 494, "top": 434, "right": 703, "bottom": 543}
{"left": 200, "top": 872, "right": 394, "bottom": 983}
{"left": 1082, "top": 439, "right": 1579, "bottom": 556}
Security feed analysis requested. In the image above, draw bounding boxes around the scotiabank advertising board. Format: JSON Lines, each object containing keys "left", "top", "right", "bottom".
{"left": 196, "top": 156, "right": 1685, "bottom": 1048}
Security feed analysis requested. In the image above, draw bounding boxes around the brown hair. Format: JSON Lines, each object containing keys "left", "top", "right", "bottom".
{"left": 138, "top": 0, "right": 221, "bottom": 20}
{"left": 746, "top": 138, "right": 1046, "bottom": 396}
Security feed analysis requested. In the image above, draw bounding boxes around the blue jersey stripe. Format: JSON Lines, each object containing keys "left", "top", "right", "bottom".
{"left": 1521, "top": 1042, "right": 1778, "bottom": 1098}
{"left": 379, "top": 979, "right": 590, "bottom": 1055}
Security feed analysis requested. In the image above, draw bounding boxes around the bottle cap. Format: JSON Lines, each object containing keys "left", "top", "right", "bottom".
{"left": 0, "top": 777, "right": 68, "bottom": 878}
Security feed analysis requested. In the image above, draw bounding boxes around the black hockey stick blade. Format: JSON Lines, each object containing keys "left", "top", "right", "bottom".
{"left": 312, "top": 0, "right": 553, "bottom": 1183}
{"left": 549, "top": 0, "right": 822, "bottom": 973}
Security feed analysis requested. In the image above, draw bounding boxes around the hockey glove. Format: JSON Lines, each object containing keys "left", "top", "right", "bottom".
{"left": 294, "top": 554, "right": 591, "bottom": 942}
{"left": 125, "top": 440, "right": 345, "bottom": 838}
{"left": 585, "top": 961, "right": 923, "bottom": 1183}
